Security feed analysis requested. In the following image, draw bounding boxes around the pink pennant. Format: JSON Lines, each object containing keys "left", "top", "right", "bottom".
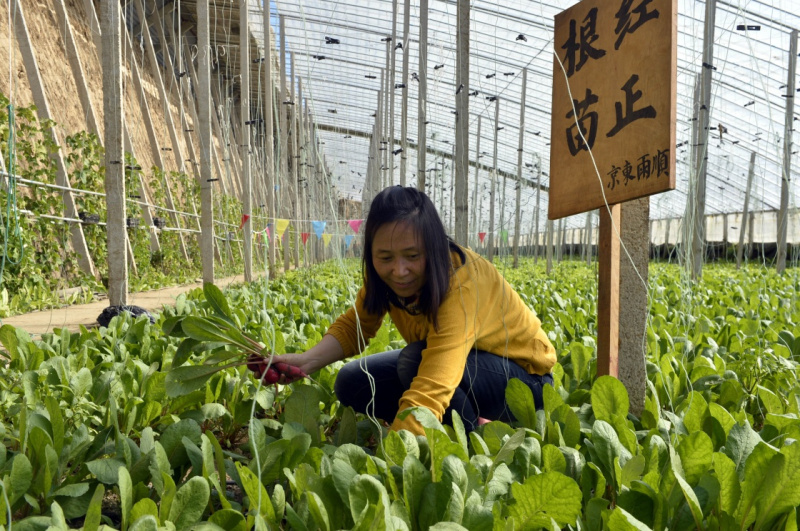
{"left": 478, "top": 232, "right": 486, "bottom": 243}
{"left": 348, "top": 219, "right": 363, "bottom": 233}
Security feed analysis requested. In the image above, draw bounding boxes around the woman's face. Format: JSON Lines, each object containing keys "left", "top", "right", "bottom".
{"left": 371, "top": 221, "right": 426, "bottom": 298}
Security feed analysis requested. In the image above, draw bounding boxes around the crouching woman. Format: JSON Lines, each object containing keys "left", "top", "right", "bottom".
{"left": 269, "top": 186, "right": 556, "bottom": 435}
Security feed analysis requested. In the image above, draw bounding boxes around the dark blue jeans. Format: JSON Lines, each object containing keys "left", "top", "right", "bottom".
{"left": 334, "top": 341, "right": 553, "bottom": 432}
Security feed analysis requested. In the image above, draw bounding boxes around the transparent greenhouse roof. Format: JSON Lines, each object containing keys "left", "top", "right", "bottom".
{"left": 246, "top": 0, "right": 799, "bottom": 229}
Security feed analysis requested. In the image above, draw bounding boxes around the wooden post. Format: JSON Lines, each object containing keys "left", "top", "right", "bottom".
{"left": 416, "top": 0, "right": 428, "bottom": 191}
{"left": 241, "top": 0, "right": 253, "bottom": 282}
{"left": 778, "top": 30, "right": 797, "bottom": 274}
{"left": 399, "top": 0, "right": 411, "bottom": 185}
{"left": 197, "top": 0, "right": 215, "bottom": 283}
{"left": 13, "top": 0, "right": 97, "bottom": 278}
{"left": 102, "top": 0, "right": 126, "bottom": 304}
{"left": 597, "top": 205, "right": 621, "bottom": 377}
{"left": 737, "top": 152, "right": 756, "bottom": 269}
{"left": 512, "top": 69, "right": 527, "bottom": 268}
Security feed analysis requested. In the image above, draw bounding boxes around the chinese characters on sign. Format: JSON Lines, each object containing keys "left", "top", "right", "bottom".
{"left": 606, "top": 148, "right": 670, "bottom": 190}
{"left": 549, "top": 0, "right": 676, "bottom": 220}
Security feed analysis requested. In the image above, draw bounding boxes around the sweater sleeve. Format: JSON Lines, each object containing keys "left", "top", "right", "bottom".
{"left": 325, "top": 286, "right": 386, "bottom": 358}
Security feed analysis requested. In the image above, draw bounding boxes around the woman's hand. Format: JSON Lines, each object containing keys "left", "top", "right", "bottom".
{"left": 246, "top": 334, "right": 345, "bottom": 385}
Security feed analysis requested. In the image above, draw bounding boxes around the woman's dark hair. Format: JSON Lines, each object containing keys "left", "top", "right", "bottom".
{"left": 362, "top": 186, "right": 464, "bottom": 329}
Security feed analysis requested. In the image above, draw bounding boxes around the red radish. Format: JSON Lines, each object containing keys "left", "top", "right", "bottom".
{"left": 273, "top": 362, "right": 307, "bottom": 379}
{"left": 247, "top": 354, "right": 264, "bottom": 375}
{"left": 261, "top": 367, "right": 280, "bottom": 384}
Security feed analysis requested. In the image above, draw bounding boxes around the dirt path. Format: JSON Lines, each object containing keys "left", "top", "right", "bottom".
{"left": 1, "top": 274, "right": 252, "bottom": 336}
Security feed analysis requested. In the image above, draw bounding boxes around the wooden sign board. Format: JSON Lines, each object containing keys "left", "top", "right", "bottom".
{"left": 549, "top": 0, "right": 677, "bottom": 220}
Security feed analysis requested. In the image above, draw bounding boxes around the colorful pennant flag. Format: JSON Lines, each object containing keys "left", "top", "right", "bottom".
{"left": 312, "top": 220, "right": 327, "bottom": 240}
{"left": 500, "top": 229, "right": 508, "bottom": 243}
{"left": 478, "top": 232, "right": 486, "bottom": 243}
{"left": 276, "top": 219, "right": 290, "bottom": 238}
{"left": 348, "top": 219, "right": 363, "bottom": 233}
{"left": 344, "top": 234, "right": 354, "bottom": 248}
{"left": 322, "top": 233, "right": 332, "bottom": 247}
{"left": 302, "top": 232, "right": 310, "bottom": 245}
{"left": 239, "top": 214, "right": 250, "bottom": 230}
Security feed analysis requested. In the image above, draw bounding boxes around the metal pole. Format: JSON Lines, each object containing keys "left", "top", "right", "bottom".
{"left": 472, "top": 115, "right": 481, "bottom": 248}
{"left": 454, "top": 0, "right": 470, "bottom": 245}
{"left": 263, "top": 0, "right": 276, "bottom": 278}
{"left": 691, "top": 0, "right": 717, "bottom": 279}
{"left": 240, "top": 0, "right": 252, "bottom": 282}
{"left": 513, "top": 68, "right": 527, "bottom": 268}
{"left": 534, "top": 153, "right": 541, "bottom": 263}
{"left": 389, "top": 0, "right": 399, "bottom": 186}
{"left": 399, "top": 0, "right": 411, "bottom": 185}
{"left": 416, "top": 0, "right": 428, "bottom": 190}
{"left": 488, "top": 97, "right": 499, "bottom": 262}
{"left": 737, "top": 152, "right": 756, "bottom": 269}
{"left": 778, "top": 29, "right": 797, "bottom": 274}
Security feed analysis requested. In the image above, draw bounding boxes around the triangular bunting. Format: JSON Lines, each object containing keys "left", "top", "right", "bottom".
{"left": 239, "top": 214, "right": 250, "bottom": 230}
{"left": 344, "top": 234, "right": 354, "bottom": 248}
{"left": 276, "top": 219, "right": 290, "bottom": 238}
{"left": 347, "top": 219, "right": 364, "bottom": 233}
{"left": 312, "top": 220, "right": 327, "bottom": 239}
{"left": 478, "top": 232, "right": 486, "bottom": 243}
{"left": 302, "top": 232, "right": 310, "bottom": 245}
{"left": 500, "top": 229, "right": 508, "bottom": 243}
{"left": 322, "top": 233, "right": 332, "bottom": 247}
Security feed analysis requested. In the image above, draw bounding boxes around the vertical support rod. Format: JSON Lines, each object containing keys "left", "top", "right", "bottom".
{"left": 471, "top": 115, "right": 481, "bottom": 247}
{"left": 778, "top": 29, "right": 797, "bottom": 274}
{"left": 383, "top": 40, "right": 391, "bottom": 188}
{"left": 399, "top": 0, "right": 411, "bottom": 185}
{"left": 416, "top": 0, "right": 429, "bottom": 190}
{"left": 736, "top": 151, "right": 756, "bottom": 269}
{"left": 197, "top": 0, "right": 215, "bottom": 283}
{"left": 389, "top": 0, "right": 399, "bottom": 186}
{"left": 262, "top": 2, "right": 275, "bottom": 277}
{"left": 454, "top": 0, "right": 470, "bottom": 244}
{"left": 241, "top": 0, "right": 252, "bottom": 282}
{"left": 534, "top": 153, "right": 541, "bottom": 263}
{"left": 691, "top": 0, "right": 716, "bottom": 280}
{"left": 487, "top": 97, "right": 500, "bottom": 262}
{"left": 512, "top": 68, "right": 527, "bottom": 268}
{"left": 102, "top": 0, "right": 126, "bottom": 303}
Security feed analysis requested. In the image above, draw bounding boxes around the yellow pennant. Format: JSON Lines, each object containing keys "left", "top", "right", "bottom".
{"left": 322, "top": 233, "right": 332, "bottom": 248}
{"left": 276, "top": 219, "right": 290, "bottom": 239}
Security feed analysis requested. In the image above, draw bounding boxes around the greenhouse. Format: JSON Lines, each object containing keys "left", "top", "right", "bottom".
{"left": 0, "top": 0, "right": 798, "bottom": 528}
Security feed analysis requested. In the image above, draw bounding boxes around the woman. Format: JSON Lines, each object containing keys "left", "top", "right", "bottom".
{"left": 268, "top": 186, "right": 556, "bottom": 435}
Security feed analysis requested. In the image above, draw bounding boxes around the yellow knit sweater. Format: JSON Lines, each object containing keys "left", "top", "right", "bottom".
{"left": 326, "top": 246, "right": 556, "bottom": 435}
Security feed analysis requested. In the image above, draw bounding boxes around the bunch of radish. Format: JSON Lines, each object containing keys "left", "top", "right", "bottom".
{"left": 247, "top": 354, "right": 307, "bottom": 384}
